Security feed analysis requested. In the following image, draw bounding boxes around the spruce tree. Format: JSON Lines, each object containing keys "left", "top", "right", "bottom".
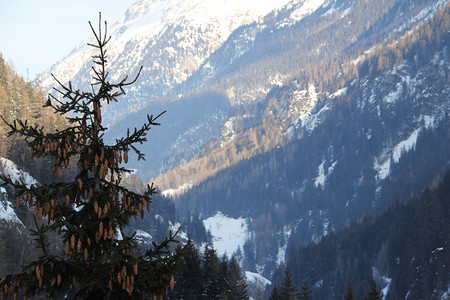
{"left": 169, "top": 239, "right": 203, "bottom": 299}
{"left": 0, "top": 14, "right": 180, "bottom": 299}
{"left": 225, "top": 256, "right": 249, "bottom": 300}
{"left": 299, "top": 282, "right": 311, "bottom": 300}
{"left": 364, "top": 282, "right": 383, "bottom": 300}
{"left": 279, "top": 267, "right": 300, "bottom": 300}
{"left": 270, "top": 285, "right": 281, "bottom": 300}
{"left": 343, "top": 285, "right": 355, "bottom": 300}
{"left": 202, "top": 246, "right": 222, "bottom": 299}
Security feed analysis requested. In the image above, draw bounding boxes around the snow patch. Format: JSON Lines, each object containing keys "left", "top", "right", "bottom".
{"left": 278, "top": 0, "right": 327, "bottom": 28}
{"left": 169, "top": 221, "right": 188, "bottom": 242}
{"left": 135, "top": 229, "right": 153, "bottom": 246}
{"left": 392, "top": 128, "right": 420, "bottom": 163}
{"left": 302, "top": 104, "right": 330, "bottom": 132}
{"left": 297, "top": 84, "right": 332, "bottom": 132}
{"left": 374, "top": 128, "right": 421, "bottom": 181}
{"left": 162, "top": 182, "right": 193, "bottom": 198}
{"left": 381, "top": 276, "right": 392, "bottom": 300}
{"left": 422, "top": 115, "right": 437, "bottom": 129}
{"left": 372, "top": 266, "right": 392, "bottom": 300}
{"left": 322, "top": 3, "right": 336, "bottom": 16}
{"left": 314, "top": 160, "right": 337, "bottom": 188}
{"left": 276, "top": 226, "right": 293, "bottom": 265}
{"left": 245, "top": 271, "right": 271, "bottom": 287}
{"left": 203, "top": 212, "right": 249, "bottom": 258}
{"left": 432, "top": 247, "right": 444, "bottom": 254}
{"left": 0, "top": 157, "right": 38, "bottom": 188}
{"left": 315, "top": 161, "right": 326, "bottom": 187}
{"left": 330, "top": 87, "right": 348, "bottom": 98}
{"left": 220, "top": 117, "right": 236, "bottom": 148}
{"left": 441, "top": 286, "right": 450, "bottom": 300}
{"left": 384, "top": 82, "right": 403, "bottom": 104}
{"left": 0, "top": 191, "right": 24, "bottom": 227}
{"left": 287, "top": 83, "right": 318, "bottom": 127}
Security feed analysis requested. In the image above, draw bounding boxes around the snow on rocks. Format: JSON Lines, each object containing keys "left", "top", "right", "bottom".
{"left": 0, "top": 157, "right": 38, "bottom": 188}
{"left": 0, "top": 187, "right": 25, "bottom": 228}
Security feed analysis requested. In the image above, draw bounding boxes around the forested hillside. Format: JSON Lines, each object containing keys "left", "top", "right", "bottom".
{"left": 173, "top": 2, "right": 450, "bottom": 277}
{"left": 0, "top": 54, "right": 68, "bottom": 182}
{"left": 154, "top": 0, "right": 450, "bottom": 192}
{"left": 270, "top": 170, "right": 450, "bottom": 299}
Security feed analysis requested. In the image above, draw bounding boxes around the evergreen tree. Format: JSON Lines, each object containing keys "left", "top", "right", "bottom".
{"left": 270, "top": 285, "right": 281, "bottom": 300}
{"left": 279, "top": 267, "right": 300, "bottom": 300}
{"left": 299, "top": 282, "right": 311, "bottom": 300}
{"left": 202, "top": 246, "right": 222, "bottom": 299}
{"left": 219, "top": 255, "right": 229, "bottom": 299}
{"left": 343, "top": 285, "right": 355, "bottom": 300}
{"left": 0, "top": 15, "right": 180, "bottom": 299}
{"left": 225, "top": 256, "right": 249, "bottom": 300}
{"left": 169, "top": 239, "right": 203, "bottom": 300}
{"left": 364, "top": 282, "right": 383, "bottom": 300}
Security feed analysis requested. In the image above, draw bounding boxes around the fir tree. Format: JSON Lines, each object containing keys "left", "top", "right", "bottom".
{"left": 0, "top": 14, "right": 180, "bottom": 299}
{"left": 219, "top": 255, "right": 229, "bottom": 299}
{"left": 270, "top": 285, "right": 281, "bottom": 300}
{"left": 299, "top": 282, "right": 311, "bottom": 300}
{"left": 168, "top": 239, "right": 203, "bottom": 300}
{"left": 279, "top": 267, "right": 300, "bottom": 300}
{"left": 225, "top": 256, "right": 249, "bottom": 300}
{"left": 364, "top": 282, "right": 383, "bottom": 300}
{"left": 202, "top": 246, "right": 222, "bottom": 299}
{"left": 343, "top": 285, "right": 355, "bottom": 300}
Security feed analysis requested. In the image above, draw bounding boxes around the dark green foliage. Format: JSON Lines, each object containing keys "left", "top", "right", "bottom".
{"left": 168, "top": 240, "right": 203, "bottom": 300}
{"left": 364, "top": 282, "right": 383, "bottom": 300}
{"left": 279, "top": 268, "right": 300, "bottom": 300}
{"left": 168, "top": 240, "right": 249, "bottom": 300}
{"left": 299, "top": 282, "right": 311, "bottom": 300}
{"left": 270, "top": 285, "right": 281, "bottom": 300}
{"left": 343, "top": 285, "right": 354, "bottom": 300}
{"left": 202, "top": 246, "right": 223, "bottom": 299}
{"left": 182, "top": 210, "right": 209, "bottom": 244}
{"left": 0, "top": 15, "right": 180, "bottom": 299}
{"left": 279, "top": 170, "right": 450, "bottom": 299}
{"left": 225, "top": 256, "right": 250, "bottom": 300}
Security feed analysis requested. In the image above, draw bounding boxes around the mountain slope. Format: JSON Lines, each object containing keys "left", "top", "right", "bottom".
{"left": 38, "top": 0, "right": 319, "bottom": 124}
{"left": 154, "top": 0, "right": 448, "bottom": 190}
{"left": 33, "top": 0, "right": 450, "bottom": 280}
{"left": 271, "top": 170, "right": 450, "bottom": 299}
{"left": 173, "top": 3, "right": 450, "bottom": 276}
{"left": 38, "top": 0, "right": 332, "bottom": 179}
{"left": 39, "top": 0, "right": 447, "bottom": 181}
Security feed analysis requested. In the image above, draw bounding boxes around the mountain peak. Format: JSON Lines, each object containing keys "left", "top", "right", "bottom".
{"left": 38, "top": 0, "right": 327, "bottom": 124}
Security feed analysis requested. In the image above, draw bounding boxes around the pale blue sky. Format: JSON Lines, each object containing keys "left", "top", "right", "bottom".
{"left": 0, "top": 0, "right": 135, "bottom": 80}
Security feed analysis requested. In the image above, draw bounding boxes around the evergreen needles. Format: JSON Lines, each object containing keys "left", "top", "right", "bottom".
{"left": 0, "top": 13, "right": 180, "bottom": 300}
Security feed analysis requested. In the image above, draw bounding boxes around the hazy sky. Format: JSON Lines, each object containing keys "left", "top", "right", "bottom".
{"left": 0, "top": 0, "right": 135, "bottom": 80}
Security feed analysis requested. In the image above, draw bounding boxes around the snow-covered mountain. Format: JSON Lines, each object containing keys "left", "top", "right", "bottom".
{"left": 0, "top": 156, "right": 38, "bottom": 229}
{"left": 39, "top": 0, "right": 324, "bottom": 124}
{"left": 38, "top": 0, "right": 331, "bottom": 179}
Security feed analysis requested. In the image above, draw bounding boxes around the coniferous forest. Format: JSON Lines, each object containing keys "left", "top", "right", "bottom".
{"left": 270, "top": 170, "right": 450, "bottom": 299}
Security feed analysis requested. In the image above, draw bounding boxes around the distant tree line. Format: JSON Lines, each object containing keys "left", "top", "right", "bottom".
{"left": 168, "top": 240, "right": 249, "bottom": 300}
{"left": 271, "top": 170, "right": 450, "bottom": 299}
